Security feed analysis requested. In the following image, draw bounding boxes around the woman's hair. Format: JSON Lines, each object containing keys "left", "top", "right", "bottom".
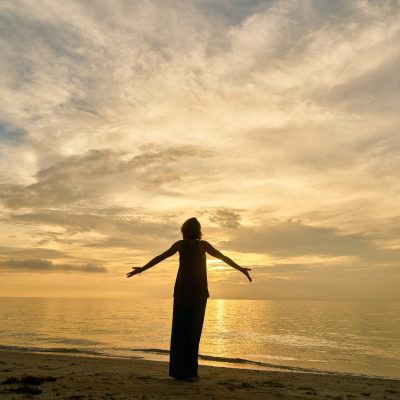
{"left": 181, "top": 217, "right": 202, "bottom": 240}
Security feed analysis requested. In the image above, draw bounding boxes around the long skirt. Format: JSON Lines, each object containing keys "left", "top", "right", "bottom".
{"left": 169, "top": 299, "right": 207, "bottom": 379}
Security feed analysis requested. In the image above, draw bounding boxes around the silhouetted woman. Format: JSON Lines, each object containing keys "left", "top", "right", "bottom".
{"left": 127, "top": 217, "right": 252, "bottom": 381}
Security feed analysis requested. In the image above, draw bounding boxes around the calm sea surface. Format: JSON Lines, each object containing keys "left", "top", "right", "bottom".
{"left": 0, "top": 298, "right": 399, "bottom": 379}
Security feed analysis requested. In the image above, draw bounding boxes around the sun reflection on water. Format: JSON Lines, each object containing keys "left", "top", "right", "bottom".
{"left": 204, "top": 299, "right": 228, "bottom": 356}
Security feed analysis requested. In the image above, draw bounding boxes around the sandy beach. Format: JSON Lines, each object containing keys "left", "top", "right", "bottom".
{"left": 0, "top": 351, "right": 398, "bottom": 399}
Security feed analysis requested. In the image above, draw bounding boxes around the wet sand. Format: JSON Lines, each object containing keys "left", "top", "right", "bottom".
{"left": 0, "top": 350, "right": 399, "bottom": 399}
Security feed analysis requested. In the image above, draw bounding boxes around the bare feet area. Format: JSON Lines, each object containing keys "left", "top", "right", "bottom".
{"left": 0, "top": 351, "right": 399, "bottom": 400}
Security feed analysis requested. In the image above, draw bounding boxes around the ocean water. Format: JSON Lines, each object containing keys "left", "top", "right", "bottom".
{"left": 0, "top": 298, "right": 399, "bottom": 379}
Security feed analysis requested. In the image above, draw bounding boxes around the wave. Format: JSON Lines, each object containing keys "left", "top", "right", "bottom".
{"left": 0, "top": 344, "right": 104, "bottom": 356}
{"left": 1, "top": 344, "right": 319, "bottom": 373}
{"left": 1, "top": 344, "right": 394, "bottom": 379}
{"left": 130, "top": 348, "right": 398, "bottom": 380}
{"left": 131, "top": 348, "right": 332, "bottom": 374}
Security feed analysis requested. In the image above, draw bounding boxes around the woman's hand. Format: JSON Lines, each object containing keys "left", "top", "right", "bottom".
{"left": 240, "top": 267, "right": 252, "bottom": 282}
{"left": 126, "top": 267, "right": 143, "bottom": 278}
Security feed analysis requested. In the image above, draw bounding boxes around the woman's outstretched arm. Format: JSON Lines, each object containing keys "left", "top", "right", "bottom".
{"left": 203, "top": 241, "right": 252, "bottom": 282}
{"left": 126, "top": 241, "right": 180, "bottom": 278}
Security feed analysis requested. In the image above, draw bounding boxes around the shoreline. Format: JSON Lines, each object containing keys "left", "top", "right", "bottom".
{"left": 2, "top": 345, "right": 398, "bottom": 381}
{"left": 1, "top": 345, "right": 398, "bottom": 381}
{"left": 1, "top": 350, "right": 399, "bottom": 399}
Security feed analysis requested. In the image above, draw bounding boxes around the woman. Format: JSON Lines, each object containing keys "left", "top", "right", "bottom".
{"left": 127, "top": 217, "right": 252, "bottom": 381}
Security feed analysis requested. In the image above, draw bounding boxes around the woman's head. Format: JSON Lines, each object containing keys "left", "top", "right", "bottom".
{"left": 181, "top": 217, "right": 202, "bottom": 240}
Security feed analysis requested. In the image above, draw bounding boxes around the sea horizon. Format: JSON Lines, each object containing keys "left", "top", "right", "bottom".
{"left": 1, "top": 296, "right": 399, "bottom": 302}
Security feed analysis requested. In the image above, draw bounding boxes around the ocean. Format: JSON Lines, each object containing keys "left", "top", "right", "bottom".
{"left": 0, "top": 298, "right": 399, "bottom": 379}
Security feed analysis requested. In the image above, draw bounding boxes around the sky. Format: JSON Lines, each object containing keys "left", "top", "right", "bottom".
{"left": 0, "top": 0, "right": 399, "bottom": 300}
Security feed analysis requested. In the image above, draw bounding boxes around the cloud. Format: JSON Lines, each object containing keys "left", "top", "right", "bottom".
{"left": 222, "top": 219, "right": 400, "bottom": 263}
{"left": 207, "top": 208, "right": 242, "bottom": 228}
{"left": 0, "top": 145, "right": 211, "bottom": 208}
{"left": 5, "top": 207, "right": 182, "bottom": 256}
{"left": 0, "top": 246, "right": 71, "bottom": 260}
{"left": 1, "top": 259, "right": 106, "bottom": 273}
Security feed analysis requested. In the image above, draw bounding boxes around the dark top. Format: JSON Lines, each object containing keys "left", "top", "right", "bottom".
{"left": 173, "top": 239, "right": 210, "bottom": 305}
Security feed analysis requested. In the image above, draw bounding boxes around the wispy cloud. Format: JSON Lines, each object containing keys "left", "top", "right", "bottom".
{"left": 1, "top": 259, "right": 106, "bottom": 273}
{"left": 0, "top": 145, "right": 211, "bottom": 208}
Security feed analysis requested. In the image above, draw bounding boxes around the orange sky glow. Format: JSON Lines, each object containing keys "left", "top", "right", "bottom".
{"left": 0, "top": 0, "right": 399, "bottom": 300}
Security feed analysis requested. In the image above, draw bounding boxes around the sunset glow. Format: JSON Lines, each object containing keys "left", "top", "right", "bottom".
{"left": 0, "top": 0, "right": 399, "bottom": 300}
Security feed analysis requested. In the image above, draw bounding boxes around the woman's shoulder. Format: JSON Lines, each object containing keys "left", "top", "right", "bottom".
{"left": 198, "top": 240, "right": 211, "bottom": 252}
{"left": 174, "top": 239, "right": 184, "bottom": 247}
